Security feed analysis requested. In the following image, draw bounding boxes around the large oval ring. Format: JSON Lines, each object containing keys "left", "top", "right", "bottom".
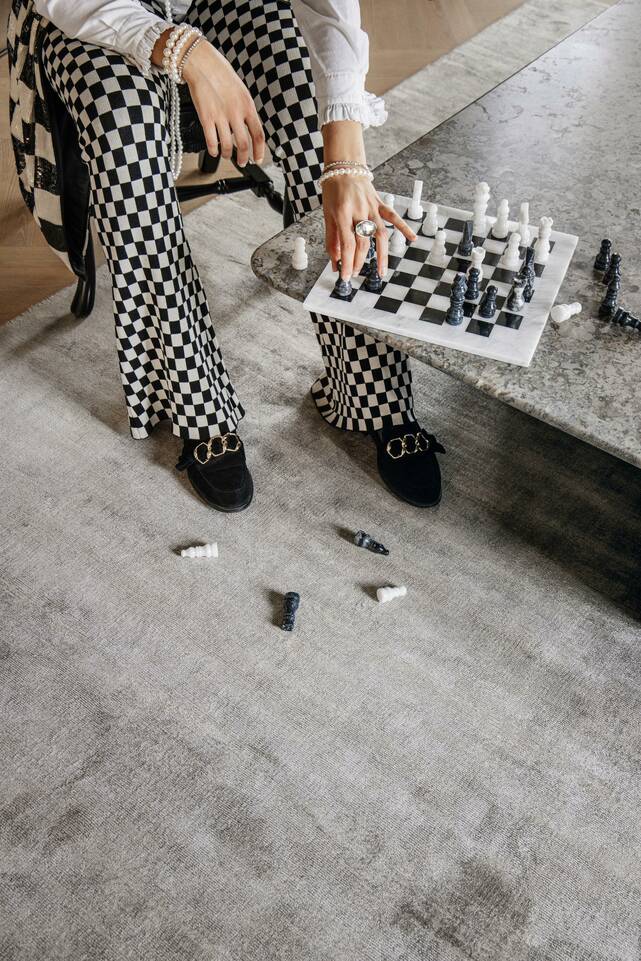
{"left": 354, "top": 219, "right": 377, "bottom": 238}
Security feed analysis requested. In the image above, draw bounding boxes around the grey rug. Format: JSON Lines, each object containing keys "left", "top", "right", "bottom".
{"left": 2, "top": 3, "right": 640, "bottom": 959}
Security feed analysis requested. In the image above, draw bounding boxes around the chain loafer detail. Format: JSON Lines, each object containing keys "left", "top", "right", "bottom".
{"left": 176, "top": 433, "right": 253, "bottom": 512}
{"left": 373, "top": 424, "right": 445, "bottom": 507}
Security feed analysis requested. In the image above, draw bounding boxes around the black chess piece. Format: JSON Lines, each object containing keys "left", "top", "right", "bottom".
{"left": 612, "top": 307, "right": 629, "bottom": 325}
{"left": 363, "top": 257, "right": 383, "bottom": 293}
{"left": 458, "top": 220, "right": 474, "bottom": 256}
{"left": 599, "top": 275, "right": 619, "bottom": 317}
{"left": 445, "top": 274, "right": 467, "bottom": 326}
{"left": 465, "top": 267, "right": 481, "bottom": 301}
{"left": 478, "top": 284, "right": 498, "bottom": 319}
{"left": 332, "top": 275, "right": 353, "bottom": 300}
{"left": 627, "top": 314, "right": 641, "bottom": 330}
{"left": 281, "top": 592, "right": 300, "bottom": 632}
{"left": 523, "top": 274, "right": 535, "bottom": 303}
{"left": 354, "top": 530, "right": 389, "bottom": 556}
{"left": 506, "top": 278, "right": 525, "bottom": 313}
{"left": 517, "top": 245, "right": 535, "bottom": 282}
{"left": 603, "top": 252, "right": 621, "bottom": 286}
{"left": 594, "top": 238, "right": 612, "bottom": 272}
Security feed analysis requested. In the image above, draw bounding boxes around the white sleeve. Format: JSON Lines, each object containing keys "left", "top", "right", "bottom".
{"left": 290, "top": 0, "right": 387, "bottom": 129}
{"left": 32, "top": 0, "right": 173, "bottom": 76}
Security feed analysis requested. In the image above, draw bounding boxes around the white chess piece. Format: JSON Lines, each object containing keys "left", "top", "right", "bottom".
{"left": 429, "top": 229, "right": 448, "bottom": 266}
{"left": 492, "top": 199, "right": 510, "bottom": 240}
{"left": 501, "top": 232, "right": 522, "bottom": 270}
{"left": 291, "top": 236, "right": 308, "bottom": 270}
{"left": 551, "top": 302, "right": 582, "bottom": 324}
{"left": 423, "top": 202, "right": 439, "bottom": 236}
{"left": 468, "top": 246, "right": 486, "bottom": 279}
{"left": 472, "top": 181, "right": 491, "bottom": 235}
{"left": 377, "top": 585, "right": 407, "bottom": 604}
{"left": 534, "top": 216, "right": 554, "bottom": 264}
{"left": 518, "top": 202, "right": 531, "bottom": 246}
{"left": 181, "top": 543, "right": 218, "bottom": 559}
{"left": 407, "top": 179, "right": 424, "bottom": 220}
{"left": 382, "top": 193, "right": 396, "bottom": 224}
{"left": 389, "top": 228, "right": 406, "bottom": 256}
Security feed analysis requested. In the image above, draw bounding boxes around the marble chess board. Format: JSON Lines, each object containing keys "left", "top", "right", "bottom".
{"left": 303, "top": 196, "right": 579, "bottom": 366}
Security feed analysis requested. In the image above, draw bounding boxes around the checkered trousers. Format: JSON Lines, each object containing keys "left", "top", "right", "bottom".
{"left": 41, "top": 0, "right": 415, "bottom": 439}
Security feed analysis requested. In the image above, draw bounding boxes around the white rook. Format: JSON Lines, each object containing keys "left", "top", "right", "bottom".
{"left": 408, "top": 180, "right": 424, "bottom": 220}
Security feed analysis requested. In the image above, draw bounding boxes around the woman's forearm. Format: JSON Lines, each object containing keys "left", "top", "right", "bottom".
{"left": 322, "top": 120, "right": 367, "bottom": 165}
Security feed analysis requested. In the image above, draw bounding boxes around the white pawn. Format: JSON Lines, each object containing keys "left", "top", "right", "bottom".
{"left": 535, "top": 216, "right": 553, "bottom": 264}
{"left": 429, "top": 229, "right": 448, "bottom": 266}
{"left": 492, "top": 199, "right": 510, "bottom": 240}
{"left": 407, "top": 180, "right": 424, "bottom": 220}
{"left": 468, "top": 246, "right": 486, "bottom": 279}
{"left": 382, "top": 193, "right": 395, "bottom": 224}
{"left": 389, "top": 228, "right": 406, "bottom": 256}
{"left": 518, "top": 202, "right": 531, "bottom": 246}
{"left": 181, "top": 543, "right": 218, "bottom": 559}
{"left": 423, "top": 202, "right": 439, "bottom": 236}
{"left": 501, "top": 232, "right": 522, "bottom": 271}
{"left": 377, "top": 585, "right": 407, "bottom": 604}
{"left": 291, "top": 236, "right": 308, "bottom": 270}
{"left": 551, "top": 302, "right": 582, "bottom": 324}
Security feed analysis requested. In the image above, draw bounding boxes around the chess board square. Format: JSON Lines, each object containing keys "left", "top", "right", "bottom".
{"left": 404, "top": 288, "right": 431, "bottom": 307}
{"left": 449, "top": 256, "right": 471, "bottom": 273}
{"left": 405, "top": 246, "right": 430, "bottom": 263}
{"left": 419, "top": 263, "right": 446, "bottom": 281}
{"left": 444, "top": 217, "right": 467, "bottom": 232}
{"left": 466, "top": 318, "right": 495, "bottom": 337}
{"left": 492, "top": 267, "right": 518, "bottom": 284}
{"left": 548, "top": 240, "right": 556, "bottom": 252}
{"left": 434, "top": 281, "right": 456, "bottom": 298}
{"left": 388, "top": 254, "right": 403, "bottom": 271}
{"left": 389, "top": 270, "right": 416, "bottom": 287}
{"left": 400, "top": 300, "right": 427, "bottom": 320}
{"left": 483, "top": 237, "right": 507, "bottom": 254}
{"left": 425, "top": 293, "right": 451, "bottom": 313}
{"left": 396, "top": 258, "right": 422, "bottom": 275}
{"left": 373, "top": 295, "right": 402, "bottom": 314}
{"left": 482, "top": 252, "right": 502, "bottom": 267}
{"left": 412, "top": 234, "right": 433, "bottom": 251}
{"left": 444, "top": 242, "right": 458, "bottom": 256}
{"left": 534, "top": 263, "right": 546, "bottom": 277}
{"left": 495, "top": 311, "right": 524, "bottom": 329}
{"left": 412, "top": 275, "right": 436, "bottom": 293}
{"left": 463, "top": 301, "right": 477, "bottom": 317}
{"left": 420, "top": 306, "right": 446, "bottom": 325}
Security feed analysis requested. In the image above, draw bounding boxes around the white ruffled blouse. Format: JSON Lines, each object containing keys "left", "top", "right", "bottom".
{"left": 32, "top": 0, "right": 387, "bottom": 129}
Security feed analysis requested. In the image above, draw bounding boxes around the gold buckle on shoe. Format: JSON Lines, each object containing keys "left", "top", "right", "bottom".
{"left": 386, "top": 432, "right": 430, "bottom": 460}
{"left": 194, "top": 433, "right": 242, "bottom": 464}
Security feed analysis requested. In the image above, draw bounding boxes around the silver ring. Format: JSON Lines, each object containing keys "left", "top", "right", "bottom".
{"left": 354, "top": 220, "right": 377, "bottom": 238}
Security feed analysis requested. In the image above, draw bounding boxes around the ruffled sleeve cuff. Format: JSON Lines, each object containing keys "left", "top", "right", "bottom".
{"left": 318, "top": 90, "right": 388, "bottom": 129}
{"left": 127, "top": 17, "right": 174, "bottom": 77}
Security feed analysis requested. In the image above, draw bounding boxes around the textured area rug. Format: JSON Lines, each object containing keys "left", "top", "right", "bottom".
{"left": 2, "top": 2, "right": 639, "bottom": 959}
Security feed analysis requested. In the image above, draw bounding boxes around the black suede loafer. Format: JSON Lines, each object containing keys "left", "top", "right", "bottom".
{"left": 176, "top": 433, "right": 253, "bottom": 512}
{"left": 371, "top": 423, "right": 445, "bottom": 507}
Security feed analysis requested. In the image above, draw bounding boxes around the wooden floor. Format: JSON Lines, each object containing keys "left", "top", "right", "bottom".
{"left": 0, "top": 0, "right": 524, "bottom": 324}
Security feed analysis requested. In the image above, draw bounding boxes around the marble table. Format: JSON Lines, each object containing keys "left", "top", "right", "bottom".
{"left": 252, "top": 0, "right": 641, "bottom": 469}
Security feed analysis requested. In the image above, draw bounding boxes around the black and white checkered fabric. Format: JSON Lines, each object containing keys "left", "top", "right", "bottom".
{"left": 41, "top": 0, "right": 416, "bottom": 439}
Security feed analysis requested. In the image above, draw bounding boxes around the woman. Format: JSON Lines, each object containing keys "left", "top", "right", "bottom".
{"left": 8, "top": 0, "right": 445, "bottom": 512}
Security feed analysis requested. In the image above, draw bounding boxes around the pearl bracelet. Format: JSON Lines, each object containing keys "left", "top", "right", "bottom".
{"left": 168, "top": 26, "right": 201, "bottom": 83}
{"left": 318, "top": 166, "right": 374, "bottom": 187}
{"left": 178, "top": 34, "right": 204, "bottom": 80}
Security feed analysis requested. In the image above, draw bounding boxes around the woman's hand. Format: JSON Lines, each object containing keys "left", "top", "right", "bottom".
{"left": 322, "top": 176, "right": 417, "bottom": 279}
{"left": 321, "top": 120, "right": 415, "bottom": 279}
{"left": 154, "top": 32, "right": 265, "bottom": 167}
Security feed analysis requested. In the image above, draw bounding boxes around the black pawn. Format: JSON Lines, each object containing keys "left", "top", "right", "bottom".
{"left": 458, "top": 220, "right": 474, "bottom": 256}
{"left": 517, "top": 245, "right": 535, "bottom": 282}
{"left": 612, "top": 307, "right": 628, "bottom": 326}
{"left": 599, "top": 275, "right": 619, "bottom": 317}
{"left": 332, "top": 276, "right": 353, "bottom": 300}
{"left": 363, "top": 257, "right": 383, "bottom": 293}
{"left": 465, "top": 267, "right": 481, "bottom": 301}
{"left": 478, "top": 284, "right": 498, "bottom": 319}
{"left": 603, "top": 253, "right": 621, "bottom": 286}
{"left": 281, "top": 592, "right": 300, "bottom": 632}
{"left": 445, "top": 274, "right": 466, "bottom": 326}
{"left": 523, "top": 275, "right": 535, "bottom": 303}
{"left": 507, "top": 278, "right": 525, "bottom": 313}
{"left": 594, "top": 238, "right": 612, "bottom": 272}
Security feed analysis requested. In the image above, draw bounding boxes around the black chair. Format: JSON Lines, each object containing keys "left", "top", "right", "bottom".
{"left": 44, "top": 72, "right": 295, "bottom": 319}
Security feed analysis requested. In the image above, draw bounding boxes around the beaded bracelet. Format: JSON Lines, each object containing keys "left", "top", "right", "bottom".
{"left": 161, "top": 23, "right": 189, "bottom": 75}
{"left": 318, "top": 166, "right": 374, "bottom": 187}
{"left": 168, "top": 26, "right": 201, "bottom": 83}
{"left": 178, "top": 35, "right": 204, "bottom": 80}
{"left": 323, "top": 160, "right": 371, "bottom": 170}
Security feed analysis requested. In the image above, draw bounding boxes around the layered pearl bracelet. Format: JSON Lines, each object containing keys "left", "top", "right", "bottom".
{"left": 160, "top": 2, "right": 204, "bottom": 181}
{"left": 319, "top": 163, "right": 374, "bottom": 187}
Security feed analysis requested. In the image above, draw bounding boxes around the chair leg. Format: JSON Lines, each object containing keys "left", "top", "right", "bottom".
{"left": 70, "top": 233, "right": 96, "bottom": 319}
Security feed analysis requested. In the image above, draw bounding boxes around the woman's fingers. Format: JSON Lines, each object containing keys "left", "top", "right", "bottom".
{"left": 217, "top": 119, "right": 234, "bottom": 160}
{"left": 204, "top": 122, "right": 219, "bottom": 158}
{"left": 325, "top": 221, "right": 341, "bottom": 272}
{"left": 245, "top": 108, "right": 265, "bottom": 165}
{"left": 375, "top": 221, "right": 389, "bottom": 276}
{"left": 352, "top": 230, "right": 371, "bottom": 276}
{"left": 231, "top": 117, "right": 250, "bottom": 167}
{"left": 337, "top": 220, "right": 356, "bottom": 279}
{"left": 384, "top": 206, "right": 417, "bottom": 242}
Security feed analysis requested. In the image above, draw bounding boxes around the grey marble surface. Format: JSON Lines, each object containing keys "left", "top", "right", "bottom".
{"left": 252, "top": 0, "right": 641, "bottom": 469}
